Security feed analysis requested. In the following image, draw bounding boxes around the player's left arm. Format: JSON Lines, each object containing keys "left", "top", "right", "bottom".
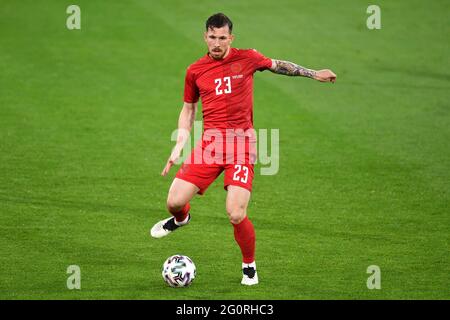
{"left": 269, "top": 59, "right": 336, "bottom": 83}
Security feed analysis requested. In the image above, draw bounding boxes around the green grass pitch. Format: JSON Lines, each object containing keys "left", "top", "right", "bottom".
{"left": 0, "top": 0, "right": 449, "bottom": 299}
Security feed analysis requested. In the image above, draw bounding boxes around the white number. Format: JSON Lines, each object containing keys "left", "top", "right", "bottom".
{"left": 233, "top": 165, "right": 249, "bottom": 183}
{"left": 215, "top": 78, "right": 223, "bottom": 95}
{"left": 241, "top": 165, "right": 248, "bottom": 183}
{"left": 214, "top": 77, "right": 232, "bottom": 95}
{"left": 223, "top": 76, "right": 231, "bottom": 93}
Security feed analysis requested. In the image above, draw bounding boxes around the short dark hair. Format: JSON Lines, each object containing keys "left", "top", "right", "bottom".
{"left": 205, "top": 13, "right": 233, "bottom": 33}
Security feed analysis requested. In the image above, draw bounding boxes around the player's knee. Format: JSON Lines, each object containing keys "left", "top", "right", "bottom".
{"left": 227, "top": 206, "right": 246, "bottom": 224}
{"left": 166, "top": 197, "right": 185, "bottom": 214}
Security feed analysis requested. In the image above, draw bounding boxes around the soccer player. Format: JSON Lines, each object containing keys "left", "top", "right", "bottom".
{"left": 151, "top": 13, "right": 336, "bottom": 285}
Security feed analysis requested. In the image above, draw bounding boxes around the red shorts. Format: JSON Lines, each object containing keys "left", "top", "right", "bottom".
{"left": 175, "top": 137, "right": 256, "bottom": 195}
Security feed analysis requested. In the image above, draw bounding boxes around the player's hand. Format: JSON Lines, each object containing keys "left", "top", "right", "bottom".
{"left": 314, "top": 69, "right": 337, "bottom": 83}
{"left": 161, "top": 146, "right": 182, "bottom": 176}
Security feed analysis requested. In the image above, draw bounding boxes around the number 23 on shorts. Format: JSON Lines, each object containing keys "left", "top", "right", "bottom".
{"left": 233, "top": 164, "right": 249, "bottom": 183}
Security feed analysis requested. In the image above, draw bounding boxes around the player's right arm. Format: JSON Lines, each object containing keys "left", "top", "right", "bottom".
{"left": 161, "top": 102, "right": 197, "bottom": 176}
{"left": 162, "top": 65, "right": 199, "bottom": 176}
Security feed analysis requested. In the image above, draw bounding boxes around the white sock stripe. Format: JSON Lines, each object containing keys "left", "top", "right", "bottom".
{"left": 174, "top": 214, "right": 190, "bottom": 226}
{"left": 242, "top": 261, "right": 256, "bottom": 269}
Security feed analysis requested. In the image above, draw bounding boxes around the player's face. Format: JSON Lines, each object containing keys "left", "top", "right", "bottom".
{"left": 204, "top": 26, "right": 234, "bottom": 60}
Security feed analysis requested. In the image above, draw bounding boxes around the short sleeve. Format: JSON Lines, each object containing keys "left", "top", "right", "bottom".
{"left": 183, "top": 67, "right": 199, "bottom": 103}
{"left": 248, "top": 49, "right": 273, "bottom": 72}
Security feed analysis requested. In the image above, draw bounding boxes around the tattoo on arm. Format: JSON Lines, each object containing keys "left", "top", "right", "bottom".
{"left": 270, "top": 60, "right": 316, "bottom": 78}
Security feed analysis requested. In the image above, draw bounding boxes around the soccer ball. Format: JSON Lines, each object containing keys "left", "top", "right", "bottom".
{"left": 162, "top": 254, "right": 196, "bottom": 287}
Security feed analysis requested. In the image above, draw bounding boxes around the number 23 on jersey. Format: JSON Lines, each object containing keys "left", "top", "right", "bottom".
{"left": 215, "top": 76, "right": 232, "bottom": 95}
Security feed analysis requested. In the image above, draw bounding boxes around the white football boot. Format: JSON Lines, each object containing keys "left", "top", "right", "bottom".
{"left": 241, "top": 262, "right": 259, "bottom": 285}
{"left": 150, "top": 215, "right": 190, "bottom": 239}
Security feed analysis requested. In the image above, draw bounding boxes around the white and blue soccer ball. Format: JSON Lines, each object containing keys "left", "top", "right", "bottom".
{"left": 162, "top": 254, "right": 196, "bottom": 287}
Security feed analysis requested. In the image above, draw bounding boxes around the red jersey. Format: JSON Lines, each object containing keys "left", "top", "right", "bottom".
{"left": 183, "top": 48, "right": 272, "bottom": 133}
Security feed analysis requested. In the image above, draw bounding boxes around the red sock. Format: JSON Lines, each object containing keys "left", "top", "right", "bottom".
{"left": 232, "top": 216, "right": 256, "bottom": 264}
{"left": 169, "top": 203, "right": 190, "bottom": 223}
